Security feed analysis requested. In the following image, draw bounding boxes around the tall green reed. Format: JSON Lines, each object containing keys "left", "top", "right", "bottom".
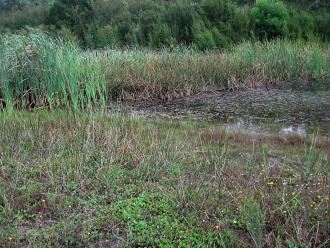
{"left": 0, "top": 34, "right": 329, "bottom": 109}
{"left": 0, "top": 33, "right": 107, "bottom": 111}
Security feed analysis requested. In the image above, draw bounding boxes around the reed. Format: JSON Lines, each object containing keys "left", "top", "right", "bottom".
{"left": 0, "top": 33, "right": 329, "bottom": 109}
{"left": 0, "top": 34, "right": 107, "bottom": 111}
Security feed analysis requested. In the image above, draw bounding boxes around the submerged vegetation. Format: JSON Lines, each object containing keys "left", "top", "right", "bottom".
{"left": 0, "top": 34, "right": 329, "bottom": 110}
{"left": 0, "top": 112, "right": 329, "bottom": 246}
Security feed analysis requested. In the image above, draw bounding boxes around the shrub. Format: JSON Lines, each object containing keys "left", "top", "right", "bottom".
{"left": 95, "top": 25, "right": 116, "bottom": 48}
{"left": 287, "top": 6, "right": 315, "bottom": 40}
{"left": 162, "top": 0, "right": 199, "bottom": 45}
{"left": 194, "top": 30, "right": 217, "bottom": 50}
{"left": 251, "top": 0, "right": 289, "bottom": 40}
{"left": 314, "top": 10, "right": 330, "bottom": 40}
{"left": 149, "top": 23, "right": 177, "bottom": 48}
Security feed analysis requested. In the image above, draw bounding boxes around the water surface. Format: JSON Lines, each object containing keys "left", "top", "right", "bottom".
{"left": 114, "top": 81, "right": 330, "bottom": 137}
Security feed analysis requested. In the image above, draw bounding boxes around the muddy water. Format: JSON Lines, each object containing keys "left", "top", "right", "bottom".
{"left": 117, "top": 81, "right": 330, "bottom": 137}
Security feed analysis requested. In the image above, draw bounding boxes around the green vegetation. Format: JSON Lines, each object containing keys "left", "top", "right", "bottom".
{"left": 0, "top": 0, "right": 329, "bottom": 49}
{"left": 0, "top": 1, "right": 329, "bottom": 247}
{"left": 0, "top": 112, "right": 329, "bottom": 246}
{"left": 0, "top": 34, "right": 107, "bottom": 111}
{"left": 1, "top": 34, "right": 329, "bottom": 109}
{"left": 251, "top": 0, "right": 289, "bottom": 40}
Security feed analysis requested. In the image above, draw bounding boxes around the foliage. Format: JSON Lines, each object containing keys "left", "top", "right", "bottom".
{"left": 111, "top": 192, "right": 224, "bottom": 246}
{"left": 0, "top": 3, "right": 47, "bottom": 32}
{"left": 0, "top": 0, "right": 329, "bottom": 49}
{"left": 47, "top": 0, "right": 94, "bottom": 46}
{"left": 251, "top": 0, "right": 289, "bottom": 39}
{"left": 314, "top": 9, "right": 330, "bottom": 40}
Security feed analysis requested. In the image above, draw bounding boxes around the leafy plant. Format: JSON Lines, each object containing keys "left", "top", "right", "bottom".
{"left": 251, "top": 0, "right": 289, "bottom": 39}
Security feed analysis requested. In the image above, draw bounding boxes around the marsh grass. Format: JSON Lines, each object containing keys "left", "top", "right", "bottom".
{"left": 0, "top": 112, "right": 329, "bottom": 247}
{"left": 0, "top": 33, "right": 329, "bottom": 110}
{"left": 100, "top": 40, "right": 329, "bottom": 100}
{"left": 0, "top": 34, "right": 107, "bottom": 111}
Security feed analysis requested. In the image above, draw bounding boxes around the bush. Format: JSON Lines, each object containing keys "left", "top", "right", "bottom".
{"left": 47, "top": 0, "right": 94, "bottom": 46}
{"left": 149, "top": 23, "right": 177, "bottom": 48}
{"left": 0, "top": 0, "right": 328, "bottom": 49}
{"left": 194, "top": 30, "right": 216, "bottom": 50}
{"left": 201, "top": 0, "right": 238, "bottom": 44}
{"left": 95, "top": 25, "right": 116, "bottom": 48}
{"left": 251, "top": 0, "right": 289, "bottom": 40}
{"left": 162, "top": 0, "right": 199, "bottom": 45}
{"left": 314, "top": 10, "right": 330, "bottom": 40}
{"left": 0, "top": 4, "right": 47, "bottom": 32}
{"left": 287, "top": 6, "right": 315, "bottom": 40}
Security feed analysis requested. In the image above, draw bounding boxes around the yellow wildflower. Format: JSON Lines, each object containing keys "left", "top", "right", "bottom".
{"left": 267, "top": 181, "right": 274, "bottom": 186}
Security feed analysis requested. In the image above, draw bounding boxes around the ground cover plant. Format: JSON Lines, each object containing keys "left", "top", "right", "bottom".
{"left": 0, "top": 34, "right": 329, "bottom": 109}
{"left": 0, "top": 111, "right": 329, "bottom": 247}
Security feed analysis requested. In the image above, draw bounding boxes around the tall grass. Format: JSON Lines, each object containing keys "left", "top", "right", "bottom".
{"left": 0, "top": 34, "right": 107, "bottom": 111}
{"left": 100, "top": 40, "right": 329, "bottom": 100}
{"left": 0, "top": 33, "right": 329, "bottom": 109}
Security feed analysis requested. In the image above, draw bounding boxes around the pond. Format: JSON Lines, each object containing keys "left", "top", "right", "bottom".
{"left": 113, "top": 81, "right": 330, "bottom": 137}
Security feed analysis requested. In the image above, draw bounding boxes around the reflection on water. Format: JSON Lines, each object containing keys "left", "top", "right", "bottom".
{"left": 223, "top": 119, "right": 310, "bottom": 136}
{"left": 114, "top": 81, "right": 330, "bottom": 137}
{"left": 281, "top": 125, "right": 306, "bottom": 136}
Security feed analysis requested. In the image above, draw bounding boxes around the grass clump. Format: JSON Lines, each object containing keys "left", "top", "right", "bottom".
{"left": 0, "top": 33, "right": 107, "bottom": 111}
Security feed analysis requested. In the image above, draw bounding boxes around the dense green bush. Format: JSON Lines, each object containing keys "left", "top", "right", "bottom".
{"left": 0, "top": 0, "right": 329, "bottom": 49}
{"left": 314, "top": 9, "right": 330, "bottom": 40}
{"left": 287, "top": 6, "right": 315, "bottom": 40}
{"left": 47, "top": 0, "right": 94, "bottom": 46}
{"left": 0, "top": 4, "right": 47, "bottom": 32}
{"left": 251, "top": 0, "right": 289, "bottom": 39}
{"left": 200, "top": 0, "right": 247, "bottom": 47}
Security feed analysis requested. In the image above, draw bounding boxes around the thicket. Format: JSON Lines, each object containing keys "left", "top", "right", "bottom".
{"left": 0, "top": 0, "right": 329, "bottom": 49}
